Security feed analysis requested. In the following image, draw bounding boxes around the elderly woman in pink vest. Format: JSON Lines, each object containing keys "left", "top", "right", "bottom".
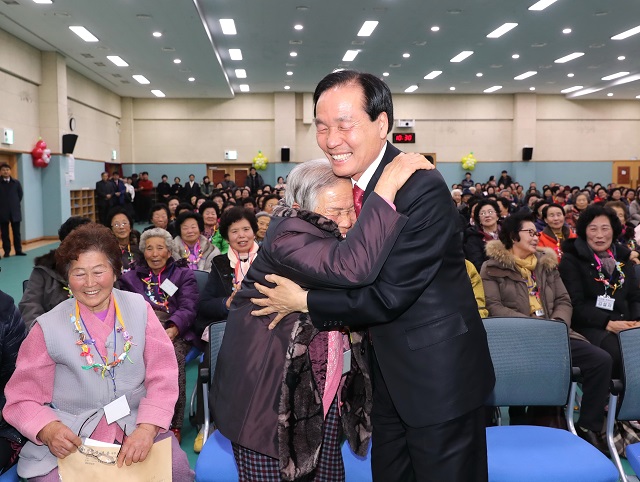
{"left": 3, "top": 224, "right": 193, "bottom": 481}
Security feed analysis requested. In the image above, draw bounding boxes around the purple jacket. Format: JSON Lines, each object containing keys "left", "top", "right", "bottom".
{"left": 119, "top": 257, "right": 200, "bottom": 347}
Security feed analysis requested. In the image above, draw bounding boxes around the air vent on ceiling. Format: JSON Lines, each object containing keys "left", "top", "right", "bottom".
{"left": 590, "top": 43, "right": 605, "bottom": 49}
{"left": 81, "top": 53, "right": 94, "bottom": 58}
{"left": 447, "top": 9, "right": 462, "bottom": 14}
{"left": 531, "top": 43, "right": 546, "bottom": 48}
{"left": 179, "top": 68, "right": 191, "bottom": 73}
{"left": 413, "top": 41, "right": 427, "bottom": 46}
{"left": 286, "top": 63, "right": 296, "bottom": 67}
{"left": 490, "top": 64, "right": 503, "bottom": 68}
{"left": 94, "top": 62, "right": 106, "bottom": 67}
{"left": 352, "top": 40, "right": 365, "bottom": 46}
{"left": 120, "top": 80, "right": 130, "bottom": 84}
{"left": 1, "top": 0, "right": 19, "bottom": 5}
{"left": 112, "top": 74, "right": 122, "bottom": 78}
{"left": 54, "top": 12, "right": 71, "bottom": 17}
{"left": 162, "top": 47, "right": 175, "bottom": 52}
{"left": 389, "top": 63, "right": 401, "bottom": 68}
{"left": 289, "top": 40, "right": 302, "bottom": 45}
{"left": 136, "top": 14, "right": 152, "bottom": 19}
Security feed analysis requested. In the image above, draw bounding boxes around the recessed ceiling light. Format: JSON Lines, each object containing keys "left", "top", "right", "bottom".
{"left": 402, "top": 53, "right": 410, "bottom": 58}
{"left": 342, "top": 50, "right": 359, "bottom": 61}
{"left": 358, "top": 21, "right": 378, "bottom": 37}
{"left": 512, "top": 54, "right": 520, "bottom": 59}
{"left": 450, "top": 51, "right": 473, "bottom": 62}
{"left": 431, "top": 26, "right": 440, "bottom": 32}
{"left": 284, "top": 85, "right": 291, "bottom": 90}
{"left": 484, "top": 85, "right": 503, "bottom": 93}
{"left": 239, "top": 84, "right": 250, "bottom": 92}
{"left": 424, "top": 70, "right": 442, "bottom": 79}
{"left": 560, "top": 85, "right": 583, "bottom": 93}
{"left": 476, "top": 72, "right": 483, "bottom": 77}
{"left": 294, "top": 24, "right": 303, "bottom": 30}
{"left": 69, "top": 26, "right": 99, "bottom": 42}
{"left": 151, "top": 90, "right": 165, "bottom": 97}
{"left": 382, "top": 72, "right": 389, "bottom": 77}
{"left": 229, "top": 49, "right": 242, "bottom": 60}
{"left": 405, "top": 85, "right": 418, "bottom": 93}
{"left": 132, "top": 75, "right": 150, "bottom": 84}
{"left": 152, "top": 31, "right": 162, "bottom": 38}
{"left": 528, "top": 0, "right": 558, "bottom": 11}
{"left": 618, "top": 56, "right": 626, "bottom": 60}
{"left": 612, "top": 25, "right": 640, "bottom": 40}
{"left": 514, "top": 71, "right": 537, "bottom": 80}
{"left": 602, "top": 71, "right": 630, "bottom": 80}
{"left": 554, "top": 52, "right": 584, "bottom": 63}
{"left": 607, "top": 93, "right": 614, "bottom": 96}
{"left": 107, "top": 55, "right": 128, "bottom": 67}
{"left": 486, "top": 23, "right": 518, "bottom": 38}
{"left": 567, "top": 73, "right": 574, "bottom": 77}
{"left": 562, "top": 28, "right": 572, "bottom": 34}
{"left": 235, "top": 69, "right": 247, "bottom": 78}
{"left": 188, "top": 77, "right": 195, "bottom": 82}
{"left": 290, "top": 51, "right": 298, "bottom": 57}
{"left": 173, "top": 59, "right": 181, "bottom": 64}
{"left": 529, "top": 87, "right": 536, "bottom": 91}
{"left": 286, "top": 71, "right": 293, "bottom": 76}
{"left": 219, "top": 19, "right": 237, "bottom": 35}
{"left": 449, "top": 87, "right": 456, "bottom": 91}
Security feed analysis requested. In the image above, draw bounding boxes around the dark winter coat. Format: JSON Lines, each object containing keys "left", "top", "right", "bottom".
{"left": 559, "top": 237, "right": 640, "bottom": 345}
{"left": 119, "top": 257, "right": 200, "bottom": 348}
{"left": 211, "top": 193, "right": 408, "bottom": 479}
{"left": 19, "top": 251, "right": 70, "bottom": 331}
{"left": 0, "top": 290, "right": 26, "bottom": 410}
{"left": 0, "top": 177, "right": 22, "bottom": 223}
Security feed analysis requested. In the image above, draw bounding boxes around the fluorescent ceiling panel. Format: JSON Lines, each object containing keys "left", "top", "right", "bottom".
{"left": 239, "top": 84, "right": 250, "bottom": 92}
{"left": 601, "top": 72, "right": 630, "bottom": 81}
{"left": 554, "top": 52, "right": 584, "bottom": 63}
{"left": 424, "top": 71, "right": 443, "bottom": 79}
{"left": 528, "top": 0, "right": 558, "bottom": 11}
{"left": 611, "top": 25, "right": 640, "bottom": 40}
{"left": 342, "top": 50, "right": 359, "bottom": 62}
{"left": 358, "top": 21, "right": 378, "bottom": 37}
{"left": 229, "top": 49, "right": 243, "bottom": 60}
{"left": 151, "top": 90, "right": 165, "bottom": 97}
{"left": 69, "top": 26, "right": 99, "bottom": 42}
{"left": 132, "top": 75, "right": 150, "bottom": 84}
{"left": 514, "top": 71, "right": 537, "bottom": 80}
{"left": 484, "top": 85, "right": 503, "bottom": 93}
{"left": 235, "top": 69, "right": 247, "bottom": 78}
{"left": 404, "top": 85, "right": 418, "bottom": 93}
{"left": 487, "top": 23, "right": 518, "bottom": 38}
{"left": 219, "top": 19, "right": 237, "bottom": 35}
{"left": 450, "top": 51, "right": 474, "bottom": 63}
{"left": 107, "top": 55, "right": 128, "bottom": 67}
{"left": 560, "top": 85, "right": 583, "bottom": 93}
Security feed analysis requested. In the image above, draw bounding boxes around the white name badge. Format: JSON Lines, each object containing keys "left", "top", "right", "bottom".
{"left": 160, "top": 279, "right": 178, "bottom": 297}
{"left": 596, "top": 295, "right": 615, "bottom": 311}
{"left": 342, "top": 349, "right": 352, "bottom": 375}
{"left": 104, "top": 395, "right": 130, "bottom": 425}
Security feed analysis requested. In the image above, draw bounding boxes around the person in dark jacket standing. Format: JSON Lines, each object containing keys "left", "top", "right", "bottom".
{"left": 0, "top": 164, "right": 25, "bottom": 257}
{"left": 0, "top": 288, "right": 27, "bottom": 473}
{"left": 110, "top": 171, "right": 126, "bottom": 208}
{"left": 182, "top": 174, "right": 201, "bottom": 202}
{"left": 156, "top": 174, "right": 172, "bottom": 203}
{"left": 95, "top": 171, "right": 115, "bottom": 226}
{"left": 244, "top": 167, "right": 264, "bottom": 193}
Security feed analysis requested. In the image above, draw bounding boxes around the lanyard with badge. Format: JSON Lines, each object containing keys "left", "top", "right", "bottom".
{"left": 593, "top": 250, "right": 625, "bottom": 311}
{"left": 527, "top": 272, "right": 545, "bottom": 317}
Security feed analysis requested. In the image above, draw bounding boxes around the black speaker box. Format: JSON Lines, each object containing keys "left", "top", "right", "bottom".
{"left": 281, "top": 147, "right": 290, "bottom": 162}
{"left": 522, "top": 147, "right": 533, "bottom": 161}
{"left": 62, "top": 134, "right": 78, "bottom": 154}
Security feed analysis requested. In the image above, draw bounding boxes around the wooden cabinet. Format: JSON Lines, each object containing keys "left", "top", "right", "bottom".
{"left": 70, "top": 189, "right": 96, "bottom": 222}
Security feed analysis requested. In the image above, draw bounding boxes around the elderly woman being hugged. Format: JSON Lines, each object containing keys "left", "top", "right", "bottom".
{"left": 3, "top": 224, "right": 193, "bottom": 481}
{"left": 119, "top": 228, "right": 199, "bottom": 443}
{"left": 171, "top": 211, "right": 220, "bottom": 272}
{"left": 481, "top": 212, "right": 612, "bottom": 454}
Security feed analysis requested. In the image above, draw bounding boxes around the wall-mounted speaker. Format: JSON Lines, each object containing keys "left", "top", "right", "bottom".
{"left": 62, "top": 134, "right": 78, "bottom": 154}
{"left": 522, "top": 147, "right": 533, "bottom": 162}
{"left": 281, "top": 147, "right": 290, "bottom": 162}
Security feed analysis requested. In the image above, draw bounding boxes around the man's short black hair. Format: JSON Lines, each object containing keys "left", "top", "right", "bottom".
{"left": 313, "top": 70, "right": 394, "bottom": 134}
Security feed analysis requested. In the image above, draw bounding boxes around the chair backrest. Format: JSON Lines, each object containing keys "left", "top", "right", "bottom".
{"left": 193, "top": 269, "right": 209, "bottom": 294}
{"left": 483, "top": 317, "right": 572, "bottom": 407}
{"left": 615, "top": 327, "right": 640, "bottom": 421}
{"left": 208, "top": 321, "right": 227, "bottom": 384}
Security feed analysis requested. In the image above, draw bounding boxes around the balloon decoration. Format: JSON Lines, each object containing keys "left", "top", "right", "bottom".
{"left": 461, "top": 152, "right": 477, "bottom": 171}
{"left": 31, "top": 138, "right": 51, "bottom": 168}
{"left": 252, "top": 150, "right": 269, "bottom": 170}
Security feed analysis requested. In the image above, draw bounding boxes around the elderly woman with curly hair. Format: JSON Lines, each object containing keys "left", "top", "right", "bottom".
{"left": 119, "top": 228, "right": 199, "bottom": 443}
{"left": 4, "top": 224, "right": 193, "bottom": 481}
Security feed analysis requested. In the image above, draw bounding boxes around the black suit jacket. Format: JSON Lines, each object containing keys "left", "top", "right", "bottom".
{"left": 307, "top": 142, "right": 495, "bottom": 427}
{"left": 182, "top": 181, "right": 201, "bottom": 201}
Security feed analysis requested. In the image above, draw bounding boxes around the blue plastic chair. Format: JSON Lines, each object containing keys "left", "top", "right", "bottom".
{"left": 606, "top": 326, "right": 640, "bottom": 481}
{"left": 342, "top": 440, "right": 372, "bottom": 481}
{"left": 484, "top": 317, "right": 618, "bottom": 482}
{"left": 0, "top": 465, "right": 18, "bottom": 482}
{"left": 194, "top": 430, "right": 238, "bottom": 482}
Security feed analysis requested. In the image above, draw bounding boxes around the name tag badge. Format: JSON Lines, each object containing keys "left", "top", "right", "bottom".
{"left": 160, "top": 279, "right": 178, "bottom": 297}
{"left": 534, "top": 309, "right": 545, "bottom": 317}
{"left": 596, "top": 295, "right": 615, "bottom": 311}
{"left": 342, "top": 349, "right": 352, "bottom": 375}
{"left": 104, "top": 395, "right": 130, "bottom": 425}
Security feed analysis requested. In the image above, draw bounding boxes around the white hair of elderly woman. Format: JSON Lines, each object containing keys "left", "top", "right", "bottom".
{"left": 284, "top": 158, "right": 347, "bottom": 211}
{"left": 139, "top": 227, "right": 173, "bottom": 252}
{"left": 451, "top": 189, "right": 462, "bottom": 197}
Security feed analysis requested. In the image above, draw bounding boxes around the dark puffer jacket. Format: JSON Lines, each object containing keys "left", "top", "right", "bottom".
{"left": 0, "top": 290, "right": 26, "bottom": 410}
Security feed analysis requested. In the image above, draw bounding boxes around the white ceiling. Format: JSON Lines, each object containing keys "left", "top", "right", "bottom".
{"left": 2, "top": 0, "right": 640, "bottom": 99}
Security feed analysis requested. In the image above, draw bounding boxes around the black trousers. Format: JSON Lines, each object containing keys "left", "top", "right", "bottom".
{"left": 0, "top": 221, "right": 21, "bottom": 255}
{"left": 371, "top": 350, "right": 488, "bottom": 482}
{"left": 599, "top": 332, "right": 622, "bottom": 378}
{"left": 571, "top": 338, "right": 612, "bottom": 432}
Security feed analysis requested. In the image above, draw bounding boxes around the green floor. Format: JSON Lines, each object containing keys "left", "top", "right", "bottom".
{"left": 1, "top": 239, "right": 637, "bottom": 475}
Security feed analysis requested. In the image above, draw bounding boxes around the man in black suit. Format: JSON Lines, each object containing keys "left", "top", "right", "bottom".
{"left": 253, "top": 70, "right": 495, "bottom": 481}
{"left": 0, "top": 164, "right": 25, "bottom": 257}
{"left": 182, "top": 174, "right": 200, "bottom": 202}
{"left": 95, "top": 171, "right": 115, "bottom": 226}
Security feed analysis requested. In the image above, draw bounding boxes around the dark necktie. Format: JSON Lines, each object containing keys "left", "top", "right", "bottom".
{"left": 353, "top": 185, "right": 364, "bottom": 217}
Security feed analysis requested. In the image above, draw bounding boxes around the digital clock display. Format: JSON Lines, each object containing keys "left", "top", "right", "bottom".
{"left": 393, "top": 133, "right": 415, "bottom": 143}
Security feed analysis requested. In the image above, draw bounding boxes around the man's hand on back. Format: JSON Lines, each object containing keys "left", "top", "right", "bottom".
{"left": 251, "top": 274, "right": 308, "bottom": 329}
